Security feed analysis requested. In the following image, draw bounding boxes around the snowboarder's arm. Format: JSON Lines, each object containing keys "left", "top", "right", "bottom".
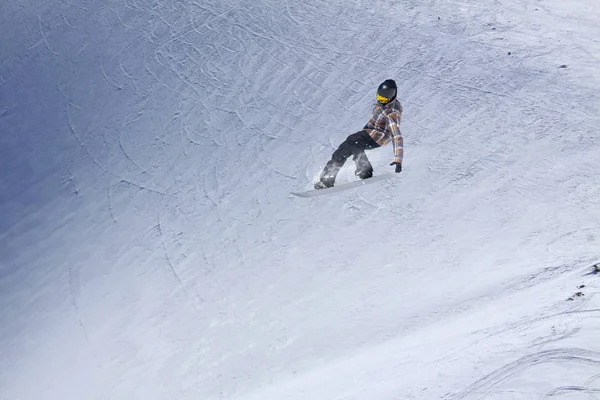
{"left": 388, "top": 111, "right": 403, "bottom": 164}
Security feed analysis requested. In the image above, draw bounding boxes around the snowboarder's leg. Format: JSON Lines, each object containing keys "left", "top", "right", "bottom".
{"left": 316, "top": 131, "right": 379, "bottom": 189}
{"left": 353, "top": 151, "right": 374, "bottom": 179}
{"left": 316, "top": 136, "right": 356, "bottom": 188}
{"left": 347, "top": 131, "right": 379, "bottom": 179}
{"left": 317, "top": 159, "right": 343, "bottom": 188}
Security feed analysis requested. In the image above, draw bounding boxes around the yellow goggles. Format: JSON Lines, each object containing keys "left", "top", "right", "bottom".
{"left": 377, "top": 94, "right": 391, "bottom": 104}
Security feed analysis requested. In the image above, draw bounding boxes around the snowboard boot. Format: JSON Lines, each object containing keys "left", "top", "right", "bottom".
{"left": 315, "top": 161, "right": 341, "bottom": 189}
{"left": 356, "top": 168, "right": 373, "bottom": 180}
{"left": 314, "top": 181, "right": 331, "bottom": 190}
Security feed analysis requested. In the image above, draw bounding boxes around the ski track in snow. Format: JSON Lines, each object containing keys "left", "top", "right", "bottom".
{"left": 0, "top": 0, "right": 599, "bottom": 399}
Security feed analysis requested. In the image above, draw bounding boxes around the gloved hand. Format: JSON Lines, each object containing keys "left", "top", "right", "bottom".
{"left": 390, "top": 161, "right": 402, "bottom": 173}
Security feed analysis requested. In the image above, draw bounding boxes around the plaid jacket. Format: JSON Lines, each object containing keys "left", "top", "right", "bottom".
{"left": 363, "top": 100, "right": 403, "bottom": 164}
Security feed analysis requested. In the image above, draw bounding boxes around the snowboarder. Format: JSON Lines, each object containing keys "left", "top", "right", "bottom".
{"left": 314, "top": 79, "right": 403, "bottom": 189}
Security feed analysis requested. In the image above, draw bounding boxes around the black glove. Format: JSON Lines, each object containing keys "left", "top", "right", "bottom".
{"left": 390, "top": 161, "right": 402, "bottom": 173}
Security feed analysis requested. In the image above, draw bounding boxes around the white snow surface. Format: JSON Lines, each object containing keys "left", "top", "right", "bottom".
{"left": 1, "top": 0, "right": 600, "bottom": 399}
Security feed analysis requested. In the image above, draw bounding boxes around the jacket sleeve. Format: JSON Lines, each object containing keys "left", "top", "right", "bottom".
{"left": 387, "top": 111, "right": 403, "bottom": 164}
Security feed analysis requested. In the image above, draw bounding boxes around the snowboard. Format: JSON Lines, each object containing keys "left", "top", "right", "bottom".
{"left": 291, "top": 173, "right": 397, "bottom": 198}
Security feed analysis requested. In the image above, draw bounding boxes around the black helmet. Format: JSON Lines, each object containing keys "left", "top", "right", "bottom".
{"left": 376, "top": 79, "right": 397, "bottom": 104}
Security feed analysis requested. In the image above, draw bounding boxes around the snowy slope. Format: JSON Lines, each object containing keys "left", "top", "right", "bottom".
{"left": 1, "top": 0, "right": 600, "bottom": 399}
